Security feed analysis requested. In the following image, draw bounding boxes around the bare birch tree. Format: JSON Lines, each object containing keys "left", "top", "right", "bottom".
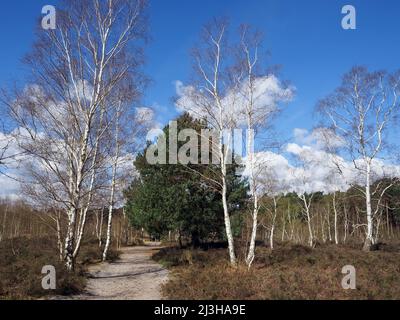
{"left": 175, "top": 19, "right": 239, "bottom": 266}
{"left": 318, "top": 66, "right": 400, "bottom": 251}
{"left": 4, "top": 0, "right": 148, "bottom": 270}
{"left": 235, "top": 25, "right": 292, "bottom": 267}
{"left": 260, "top": 195, "right": 281, "bottom": 250}
{"left": 298, "top": 192, "right": 314, "bottom": 247}
{"left": 288, "top": 153, "right": 318, "bottom": 247}
{"left": 176, "top": 20, "right": 291, "bottom": 266}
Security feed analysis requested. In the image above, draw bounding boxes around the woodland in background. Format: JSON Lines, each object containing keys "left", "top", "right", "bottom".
{"left": 125, "top": 153, "right": 400, "bottom": 251}
{"left": 0, "top": 198, "right": 133, "bottom": 299}
{"left": 0, "top": 199, "right": 141, "bottom": 250}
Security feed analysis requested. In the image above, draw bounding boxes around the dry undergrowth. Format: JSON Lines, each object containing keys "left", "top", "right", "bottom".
{"left": 0, "top": 237, "right": 119, "bottom": 299}
{"left": 154, "top": 242, "right": 400, "bottom": 300}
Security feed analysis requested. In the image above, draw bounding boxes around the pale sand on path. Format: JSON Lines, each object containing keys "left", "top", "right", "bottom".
{"left": 52, "top": 244, "right": 169, "bottom": 300}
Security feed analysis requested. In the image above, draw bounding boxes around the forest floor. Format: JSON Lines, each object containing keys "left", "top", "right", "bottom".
{"left": 153, "top": 241, "right": 400, "bottom": 300}
{"left": 54, "top": 244, "right": 169, "bottom": 300}
{"left": 0, "top": 237, "right": 120, "bottom": 299}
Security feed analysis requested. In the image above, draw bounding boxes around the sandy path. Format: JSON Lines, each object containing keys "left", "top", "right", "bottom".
{"left": 55, "top": 244, "right": 168, "bottom": 300}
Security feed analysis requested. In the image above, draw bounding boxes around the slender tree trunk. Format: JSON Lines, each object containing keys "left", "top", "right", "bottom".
{"left": 307, "top": 209, "right": 313, "bottom": 247}
{"left": 103, "top": 106, "right": 121, "bottom": 262}
{"left": 99, "top": 208, "right": 104, "bottom": 247}
{"left": 73, "top": 208, "right": 87, "bottom": 259}
{"left": 281, "top": 206, "right": 287, "bottom": 242}
{"left": 95, "top": 209, "right": 99, "bottom": 238}
{"left": 326, "top": 207, "right": 332, "bottom": 242}
{"left": 386, "top": 203, "right": 391, "bottom": 240}
{"left": 64, "top": 207, "right": 77, "bottom": 271}
{"left": 222, "top": 174, "right": 236, "bottom": 266}
{"left": 269, "top": 226, "right": 275, "bottom": 250}
{"left": 218, "top": 126, "right": 236, "bottom": 266}
{"left": 301, "top": 195, "right": 314, "bottom": 247}
{"left": 343, "top": 203, "right": 349, "bottom": 243}
{"left": 54, "top": 212, "right": 63, "bottom": 262}
{"left": 245, "top": 120, "right": 259, "bottom": 268}
{"left": 270, "top": 197, "right": 278, "bottom": 250}
{"left": 246, "top": 193, "right": 258, "bottom": 266}
{"left": 333, "top": 192, "right": 339, "bottom": 244}
{"left": 321, "top": 212, "right": 326, "bottom": 243}
{"left": 74, "top": 106, "right": 105, "bottom": 259}
{"left": 64, "top": 115, "right": 92, "bottom": 270}
{"left": 363, "top": 162, "right": 373, "bottom": 251}
{"left": 103, "top": 179, "right": 116, "bottom": 261}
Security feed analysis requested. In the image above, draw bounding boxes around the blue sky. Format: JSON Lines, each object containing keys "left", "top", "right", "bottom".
{"left": 1, "top": 0, "right": 400, "bottom": 142}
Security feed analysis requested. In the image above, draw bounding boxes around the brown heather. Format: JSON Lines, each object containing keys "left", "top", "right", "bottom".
{"left": 154, "top": 242, "right": 400, "bottom": 300}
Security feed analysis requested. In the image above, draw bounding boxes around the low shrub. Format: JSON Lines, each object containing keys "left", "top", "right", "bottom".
{"left": 154, "top": 242, "right": 400, "bottom": 300}
{"left": 0, "top": 237, "right": 120, "bottom": 299}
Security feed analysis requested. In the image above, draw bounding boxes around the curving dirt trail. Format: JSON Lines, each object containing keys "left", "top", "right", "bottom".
{"left": 55, "top": 244, "right": 168, "bottom": 300}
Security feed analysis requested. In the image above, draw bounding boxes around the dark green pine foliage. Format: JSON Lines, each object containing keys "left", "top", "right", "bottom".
{"left": 124, "top": 113, "right": 249, "bottom": 246}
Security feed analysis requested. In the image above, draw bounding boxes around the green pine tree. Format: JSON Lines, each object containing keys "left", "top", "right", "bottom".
{"left": 124, "top": 113, "right": 249, "bottom": 246}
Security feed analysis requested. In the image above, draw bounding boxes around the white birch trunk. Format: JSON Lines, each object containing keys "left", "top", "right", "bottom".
{"left": 64, "top": 207, "right": 77, "bottom": 271}
{"left": 103, "top": 105, "right": 121, "bottom": 262}
{"left": 218, "top": 90, "right": 236, "bottom": 266}
{"left": 333, "top": 192, "right": 339, "bottom": 245}
{"left": 99, "top": 208, "right": 104, "bottom": 247}
{"left": 73, "top": 106, "right": 105, "bottom": 259}
{"left": 55, "top": 213, "right": 63, "bottom": 262}
{"left": 363, "top": 161, "right": 374, "bottom": 251}
{"left": 222, "top": 173, "right": 237, "bottom": 266}
{"left": 301, "top": 195, "right": 314, "bottom": 248}
{"left": 245, "top": 124, "right": 259, "bottom": 267}
{"left": 269, "top": 198, "right": 278, "bottom": 250}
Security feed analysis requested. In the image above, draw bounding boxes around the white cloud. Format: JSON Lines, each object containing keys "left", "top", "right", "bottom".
{"left": 0, "top": 132, "right": 17, "bottom": 164}
{"left": 175, "top": 75, "right": 294, "bottom": 128}
{"left": 0, "top": 173, "right": 20, "bottom": 200}
{"left": 293, "top": 127, "right": 345, "bottom": 150}
{"left": 244, "top": 128, "right": 400, "bottom": 196}
{"left": 0, "top": 131, "right": 24, "bottom": 199}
